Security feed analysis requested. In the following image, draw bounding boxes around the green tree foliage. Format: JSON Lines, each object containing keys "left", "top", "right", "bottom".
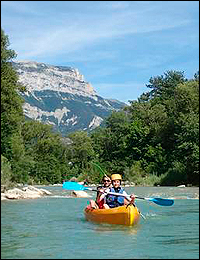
{"left": 91, "top": 70, "right": 199, "bottom": 186}
{"left": 1, "top": 155, "right": 13, "bottom": 189}
{"left": 67, "top": 131, "right": 96, "bottom": 170}
{"left": 145, "top": 70, "right": 185, "bottom": 101}
{"left": 20, "top": 120, "right": 74, "bottom": 184}
{"left": 1, "top": 29, "right": 25, "bottom": 160}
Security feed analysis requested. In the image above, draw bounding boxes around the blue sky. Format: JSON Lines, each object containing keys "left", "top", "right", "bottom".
{"left": 1, "top": 1, "right": 199, "bottom": 104}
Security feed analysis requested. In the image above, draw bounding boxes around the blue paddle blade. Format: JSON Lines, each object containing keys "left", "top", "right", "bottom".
{"left": 148, "top": 197, "right": 174, "bottom": 206}
{"left": 62, "top": 182, "right": 86, "bottom": 191}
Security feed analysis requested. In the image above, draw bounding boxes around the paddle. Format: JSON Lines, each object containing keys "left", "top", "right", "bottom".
{"left": 90, "top": 162, "right": 108, "bottom": 178}
{"left": 62, "top": 181, "right": 96, "bottom": 192}
{"left": 104, "top": 191, "right": 174, "bottom": 206}
{"left": 62, "top": 181, "right": 174, "bottom": 206}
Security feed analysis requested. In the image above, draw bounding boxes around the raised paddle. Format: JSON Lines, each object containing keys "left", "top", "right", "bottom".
{"left": 90, "top": 162, "right": 108, "bottom": 177}
{"left": 62, "top": 181, "right": 174, "bottom": 206}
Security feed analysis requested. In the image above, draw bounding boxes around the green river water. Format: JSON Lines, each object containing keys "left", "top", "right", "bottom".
{"left": 1, "top": 186, "right": 199, "bottom": 259}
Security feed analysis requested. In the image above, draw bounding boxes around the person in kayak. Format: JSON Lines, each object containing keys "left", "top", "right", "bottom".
{"left": 88, "top": 175, "right": 111, "bottom": 209}
{"left": 101, "top": 174, "right": 135, "bottom": 209}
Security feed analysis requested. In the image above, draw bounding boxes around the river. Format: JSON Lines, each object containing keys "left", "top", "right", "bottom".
{"left": 1, "top": 186, "right": 199, "bottom": 259}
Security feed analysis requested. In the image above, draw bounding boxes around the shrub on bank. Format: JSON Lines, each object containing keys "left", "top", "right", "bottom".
{"left": 1, "top": 155, "right": 14, "bottom": 191}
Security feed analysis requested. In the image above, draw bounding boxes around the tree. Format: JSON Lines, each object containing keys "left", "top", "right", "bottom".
{"left": 67, "top": 131, "right": 95, "bottom": 170}
{"left": 145, "top": 70, "right": 185, "bottom": 101}
{"left": 91, "top": 70, "right": 199, "bottom": 186}
{"left": 1, "top": 28, "right": 25, "bottom": 160}
{"left": 21, "top": 120, "right": 70, "bottom": 184}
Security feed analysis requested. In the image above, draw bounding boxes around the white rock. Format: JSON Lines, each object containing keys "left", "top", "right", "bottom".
{"left": 1, "top": 193, "right": 8, "bottom": 200}
{"left": 72, "top": 190, "right": 91, "bottom": 198}
{"left": 22, "top": 185, "right": 47, "bottom": 194}
{"left": 4, "top": 188, "right": 40, "bottom": 199}
{"left": 14, "top": 61, "right": 97, "bottom": 98}
{"left": 2, "top": 186, "right": 51, "bottom": 200}
{"left": 39, "top": 188, "right": 52, "bottom": 195}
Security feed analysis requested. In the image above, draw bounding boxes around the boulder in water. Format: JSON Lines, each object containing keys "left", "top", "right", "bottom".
{"left": 1, "top": 185, "right": 52, "bottom": 200}
{"left": 72, "top": 190, "right": 90, "bottom": 198}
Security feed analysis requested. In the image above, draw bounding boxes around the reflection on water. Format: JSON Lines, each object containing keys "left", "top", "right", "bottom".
{"left": 88, "top": 221, "right": 141, "bottom": 236}
{"left": 144, "top": 212, "right": 158, "bottom": 218}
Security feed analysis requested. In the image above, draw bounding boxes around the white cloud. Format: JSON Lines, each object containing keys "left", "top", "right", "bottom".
{"left": 2, "top": 1, "right": 194, "bottom": 61}
{"left": 2, "top": 1, "right": 198, "bottom": 103}
{"left": 107, "top": 1, "right": 131, "bottom": 10}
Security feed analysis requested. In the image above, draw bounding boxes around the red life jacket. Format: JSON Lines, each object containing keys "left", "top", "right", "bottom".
{"left": 97, "top": 198, "right": 104, "bottom": 209}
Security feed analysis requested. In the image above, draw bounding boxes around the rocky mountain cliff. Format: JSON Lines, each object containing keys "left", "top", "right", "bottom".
{"left": 13, "top": 61, "right": 126, "bottom": 136}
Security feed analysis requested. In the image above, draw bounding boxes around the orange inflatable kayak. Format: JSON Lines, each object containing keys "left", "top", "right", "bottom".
{"left": 84, "top": 204, "right": 140, "bottom": 226}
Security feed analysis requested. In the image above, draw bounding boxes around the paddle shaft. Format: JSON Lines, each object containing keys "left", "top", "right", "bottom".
{"left": 90, "top": 162, "right": 107, "bottom": 177}
{"left": 103, "top": 191, "right": 174, "bottom": 206}
{"left": 85, "top": 188, "right": 173, "bottom": 206}
{"left": 62, "top": 182, "right": 174, "bottom": 206}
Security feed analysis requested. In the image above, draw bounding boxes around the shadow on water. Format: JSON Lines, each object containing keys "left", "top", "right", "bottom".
{"left": 156, "top": 237, "right": 199, "bottom": 245}
{"left": 93, "top": 224, "right": 141, "bottom": 236}
{"left": 78, "top": 214, "right": 142, "bottom": 236}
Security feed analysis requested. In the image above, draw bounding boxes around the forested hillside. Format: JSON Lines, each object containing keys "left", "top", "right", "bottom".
{"left": 1, "top": 28, "right": 199, "bottom": 189}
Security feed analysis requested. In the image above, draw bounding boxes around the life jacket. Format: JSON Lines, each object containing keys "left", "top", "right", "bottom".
{"left": 96, "top": 186, "right": 108, "bottom": 209}
{"left": 97, "top": 198, "right": 104, "bottom": 209}
{"left": 105, "top": 187, "right": 125, "bottom": 208}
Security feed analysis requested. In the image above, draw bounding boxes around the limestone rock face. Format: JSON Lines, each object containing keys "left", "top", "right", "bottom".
{"left": 13, "top": 60, "right": 97, "bottom": 97}
{"left": 12, "top": 60, "right": 126, "bottom": 135}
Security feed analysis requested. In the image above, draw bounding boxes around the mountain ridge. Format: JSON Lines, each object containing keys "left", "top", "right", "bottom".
{"left": 13, "top": 60, "right": 126, "bottom": 136}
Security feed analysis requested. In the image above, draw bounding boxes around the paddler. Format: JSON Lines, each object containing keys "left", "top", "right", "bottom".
{"left": 88, "top": 175, "right": 111, "bottom": 209}
{"left": 100, "top": 174, "right": 135, "bottom": 209}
